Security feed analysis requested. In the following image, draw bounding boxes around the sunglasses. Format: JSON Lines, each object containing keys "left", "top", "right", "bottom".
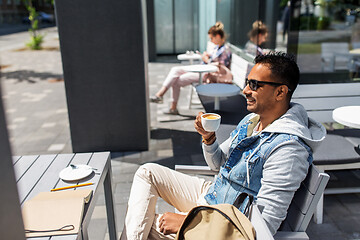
{"left": 245, "top": 78, "right": 292, "bottom": 92}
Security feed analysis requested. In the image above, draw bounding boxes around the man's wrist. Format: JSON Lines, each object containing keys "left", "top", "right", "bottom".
{"left": 202, "top": 133, "right": 216, "bottom": 145}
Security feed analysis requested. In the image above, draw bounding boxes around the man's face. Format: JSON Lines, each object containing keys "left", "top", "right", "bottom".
{"left": 243, "top": 63, "right": 278, "bottom": 115}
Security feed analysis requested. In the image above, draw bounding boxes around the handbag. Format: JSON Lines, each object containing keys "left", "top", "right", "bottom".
{"left": 174, "top": 193, "right": 255, "bottom": 240}
{"left": 203, "top": 64, "right": 233, "bottom": 84}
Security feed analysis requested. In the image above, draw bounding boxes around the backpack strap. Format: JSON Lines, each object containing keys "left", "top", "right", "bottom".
{"left": 233, "top": 192, "right": 254, "bottom": 217}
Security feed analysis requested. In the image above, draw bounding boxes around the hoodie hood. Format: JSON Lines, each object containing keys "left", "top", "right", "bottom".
{"left": 254, "top": 103, "right": 326, "bottom": 152}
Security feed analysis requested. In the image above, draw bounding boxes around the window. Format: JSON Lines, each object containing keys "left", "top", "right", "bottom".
{"left": 292, "top": 0, "right": 360, "bottom": 84}
{"left": 216, "top": 0, "right": 360, "bottom": 84}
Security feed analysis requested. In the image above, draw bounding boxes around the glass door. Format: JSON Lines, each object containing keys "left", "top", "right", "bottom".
{"left": 154, "top": 0, "right": 199, "bottom": 54}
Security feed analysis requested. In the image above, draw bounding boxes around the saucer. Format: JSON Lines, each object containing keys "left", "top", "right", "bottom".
{"left": 59, "top": 164, "right": 93, "bottom": 181}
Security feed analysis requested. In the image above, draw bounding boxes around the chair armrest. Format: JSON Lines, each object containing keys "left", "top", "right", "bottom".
{"left": 174, "top": 165, "right": 218, "bottom": 176}
{"left": 274, "top": 231, "right": 309, "bottom": 240}
{"left": 249, "top": 204, "right": 275, "bottom": 240}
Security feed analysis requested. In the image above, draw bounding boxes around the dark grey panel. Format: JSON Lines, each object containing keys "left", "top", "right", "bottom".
{"left": 0, "top": 85, "right": 25, "bottom": 239}
{"left": 217, "top": 0, "right": 279, "bottom": 49}
{"left": 54, "top": 0, "right": 149, "bottom": 152}
{"left": 147, "top": 0, "right": 157, "bottom": 61}
{"left": 231, "top": 0, "right": 260, "bottom": 47}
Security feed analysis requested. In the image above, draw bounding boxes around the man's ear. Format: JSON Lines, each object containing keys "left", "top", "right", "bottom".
{"left": 275, "top": 86, "right": 288, "bottom": 101}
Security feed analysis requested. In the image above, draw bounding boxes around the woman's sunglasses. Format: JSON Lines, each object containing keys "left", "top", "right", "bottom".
{"left": 245, "top": 78, "right": 292, "bottom": 92}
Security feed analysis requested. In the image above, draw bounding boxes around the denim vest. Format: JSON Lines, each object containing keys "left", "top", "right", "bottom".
{"left": 204, "top": 115, "right": 313, "bottom": 212}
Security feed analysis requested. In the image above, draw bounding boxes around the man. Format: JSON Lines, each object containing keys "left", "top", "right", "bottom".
{"left": 120, "top": 52, "right": 326, "bottom": 240}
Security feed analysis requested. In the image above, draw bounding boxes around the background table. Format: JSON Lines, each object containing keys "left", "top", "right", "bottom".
{"left": 349, "top": 49, "right": 360, "bottom": 55}
{"left": 196, "top": 83, "right": 241, "bottom": 110}
{"left": 333, "top": 106, "right": 360, "bottom": 129}
{"left": 177, "top": 53, "right": 202, "bottom": 64}
{"left": 333, "top": 106, "right": 360, "bottom": 149}
{"left": 14, "top": 152, "right": 116, "bottom": 240}
{"left": 182, "top": 64, "right": 218, "bottom": 84}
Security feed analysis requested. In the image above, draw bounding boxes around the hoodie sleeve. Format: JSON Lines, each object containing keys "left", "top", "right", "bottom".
{"left": 202, "top": 136, "right": 231, "bottom": 170}
{"left": 255, "top": 139, "right": 310, "bottom": 235}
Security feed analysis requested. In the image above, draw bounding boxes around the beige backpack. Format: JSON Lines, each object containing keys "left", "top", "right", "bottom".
{"left": 175, "top": 204, "right": 256, "bottom": 240}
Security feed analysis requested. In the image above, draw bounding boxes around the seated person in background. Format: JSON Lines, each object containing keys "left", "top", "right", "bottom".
{"left": 245, "top": 20, "right": 269, "bottom": 56}
{"left": 120, "top": 52, "right": 326, "bottom": 240}
{"left": 150, "top": 21, "right": 232, "bottom": 115}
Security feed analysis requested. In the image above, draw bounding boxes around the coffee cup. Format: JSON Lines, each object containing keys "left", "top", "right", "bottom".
{"left": 201, "top": 113, "right": 221, "bottom": 132}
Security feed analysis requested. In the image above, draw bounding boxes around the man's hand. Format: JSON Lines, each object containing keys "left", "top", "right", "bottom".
{"left": 194, "top": 112, "right": 213, "bottom": 139}
{"left": 159, "top": 212, "right": 186, "bottom": 235}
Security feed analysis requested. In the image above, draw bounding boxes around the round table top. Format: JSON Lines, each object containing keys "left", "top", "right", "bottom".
{"left": 196, "top": 83, "right": 241, "bottom": 97}
{"left": 177, "top": 53, "right": 202, "bottom": 61}
{"left": 182, "top": 64, "right": 218, "bottom": 73}
{"left": 332, "top": 106, "right": 360, "bottom": 129}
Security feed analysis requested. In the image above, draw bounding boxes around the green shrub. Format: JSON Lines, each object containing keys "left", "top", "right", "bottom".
{"left": 317, "top": 17, "right": 331, "bottom": 30}
{"left": 299, "top": 16, "right": 318, "bottom": 30}
{"left": 26, "top": 34, "right": 44, "bottom": 50}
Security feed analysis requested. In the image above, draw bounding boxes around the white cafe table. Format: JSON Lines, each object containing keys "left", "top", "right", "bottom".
{"left": 177, "top": 53, "right": 202, "bottom": 65}
{"left": 14, "top": 152, "right": 117, "bottom": 240}
{"left": 333, "top": 106, "right": 360, "bottom": 129}
{"left": 196, "top": 83, "right": 241, "bottom": 111}
{"left": 333, "top": 106, "right": 360, "bottom": 149}
{"left": 182, "top": 64, "right": 218, "bottom": 84}
{"left": 349, "top": 49, "right": 360, "bottom": 55}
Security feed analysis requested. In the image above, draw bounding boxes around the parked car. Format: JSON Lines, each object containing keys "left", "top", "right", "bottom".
{"left": 22, "top": 12, "right": 55, "bottom": 24}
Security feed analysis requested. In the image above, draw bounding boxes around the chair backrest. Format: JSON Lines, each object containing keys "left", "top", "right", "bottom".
{"left": 231, "top": 53, "right": 254, "bottom": 89}
{"left": 280, "top": 164, "right": 329, "bottom": 232}
{"left": 321, "top": 42, "right": 350, "bottom": 71}
{"left": 292, "top": 82, "right": 360, "bottom": 123}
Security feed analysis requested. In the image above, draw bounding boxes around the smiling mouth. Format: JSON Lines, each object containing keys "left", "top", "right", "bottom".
{"left": 246, "top": 98, "right": 255, "bottom": 104}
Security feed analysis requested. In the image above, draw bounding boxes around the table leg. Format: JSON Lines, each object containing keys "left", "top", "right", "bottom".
{"left": 198, "top": 72, "right": 202, "bottom": 84}
{"left": 214, "top": 96, "right": 220, "bottom": 110}
{"left": 104, "top": 165, "right": 117, "bottom": 240}
{"left": 189, "top": 59, "right": 193, "bottom": 65}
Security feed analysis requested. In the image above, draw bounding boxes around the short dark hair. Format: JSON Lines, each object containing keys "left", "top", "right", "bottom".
{"left": 254, "top": 52, "right": 299, "bottom": 98}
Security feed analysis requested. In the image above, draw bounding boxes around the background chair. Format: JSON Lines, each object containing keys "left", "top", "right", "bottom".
{"left": 321, "top": 42, "right": 350, "bottom": 72}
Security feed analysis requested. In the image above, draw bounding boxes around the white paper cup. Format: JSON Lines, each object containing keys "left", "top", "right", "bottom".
{"left": 201, "top": 113, "right": 221, "bottom": 132}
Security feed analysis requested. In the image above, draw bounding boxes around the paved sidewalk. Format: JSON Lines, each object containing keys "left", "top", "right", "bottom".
{"left": 1, "top": 27, "right": 360, "bottom": 240}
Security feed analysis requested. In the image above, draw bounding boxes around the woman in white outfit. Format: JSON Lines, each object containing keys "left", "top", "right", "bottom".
{"left": 150, "top": 22, "right": 232, "bottom": 115}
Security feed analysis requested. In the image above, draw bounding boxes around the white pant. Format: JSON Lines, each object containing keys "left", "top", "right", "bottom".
{"left": 120, "top": 163, "right": 212, "bottom": 240}
{"left": 162, "top": 66, "right": 200, "bottom": 103}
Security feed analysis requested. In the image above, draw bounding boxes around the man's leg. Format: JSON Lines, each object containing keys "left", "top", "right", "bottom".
{"left": 120, "top": 163, "right": 211, "bottom": 240}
